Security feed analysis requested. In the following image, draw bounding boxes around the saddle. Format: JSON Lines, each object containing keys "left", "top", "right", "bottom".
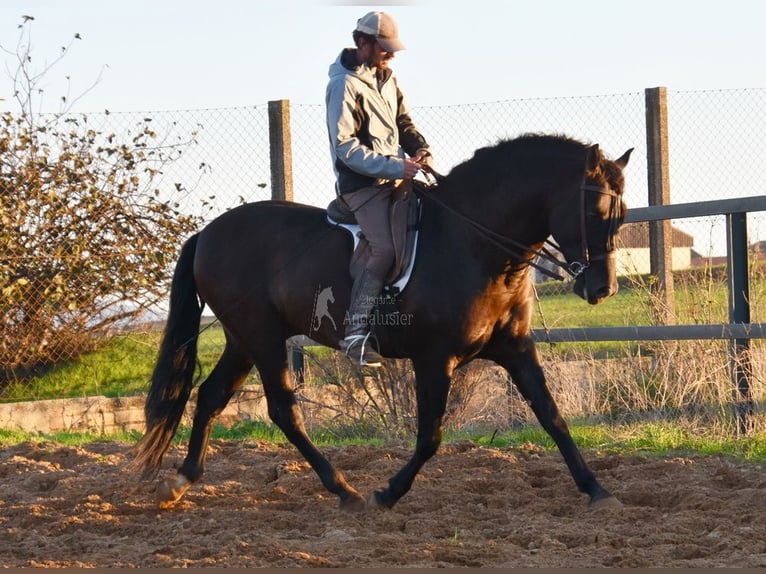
{"left": 326, "top": 181, "right": 425, "bottom": 295}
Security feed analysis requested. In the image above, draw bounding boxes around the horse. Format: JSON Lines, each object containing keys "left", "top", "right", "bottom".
{"left": 133, "top": 133, "right": 633, "bottom": 511}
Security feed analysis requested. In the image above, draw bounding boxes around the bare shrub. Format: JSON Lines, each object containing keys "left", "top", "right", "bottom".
{"left": 284, "top": 335, "right": 765, "bottom": 441}
{"left": 536, "top": 340, "right": 766, "bottom": 434}
{"left": 293, "top": 349, "right": 502, "bottom": 439}
{"left": 1, "top": 19, "right": 202, "bottom": 382}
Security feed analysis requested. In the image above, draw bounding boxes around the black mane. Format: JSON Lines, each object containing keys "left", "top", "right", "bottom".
{"left": 445, "top": 133, "right": 592, "bottom": 186}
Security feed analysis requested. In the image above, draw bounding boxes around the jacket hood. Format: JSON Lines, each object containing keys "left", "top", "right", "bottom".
{"left": 328, "top": 48, "right": 386, "bottom": 89}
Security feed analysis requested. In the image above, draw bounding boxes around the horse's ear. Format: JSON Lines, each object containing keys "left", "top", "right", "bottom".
{"left": 616, "top": 148, "right": 634, "bottom": 169}
{"left": 586, "top": 144, "right": 600, "bottom": 171}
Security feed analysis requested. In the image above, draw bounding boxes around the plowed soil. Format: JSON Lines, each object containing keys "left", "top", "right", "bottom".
{"left": 1, "top": 439, "right": 765, "bottom": 567}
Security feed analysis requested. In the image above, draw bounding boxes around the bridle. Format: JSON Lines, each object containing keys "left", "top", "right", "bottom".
{"left": 566, "top": 179, "right": 624, "bottom": 278}
{"left": 416, "top": 161, "right": 623, "bottom": 283}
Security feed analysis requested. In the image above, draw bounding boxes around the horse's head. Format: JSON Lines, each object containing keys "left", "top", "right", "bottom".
{"left": 552, "top": 145, "right": 633, "bottom": 305}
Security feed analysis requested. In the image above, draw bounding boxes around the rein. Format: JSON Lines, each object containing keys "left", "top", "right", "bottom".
{"left": 416, "top": 164, "right": 619, "bottom": 282}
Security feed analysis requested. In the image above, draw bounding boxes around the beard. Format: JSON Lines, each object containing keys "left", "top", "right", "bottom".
{"left": 366, "top": 51, "right": 392, "bottom": 70}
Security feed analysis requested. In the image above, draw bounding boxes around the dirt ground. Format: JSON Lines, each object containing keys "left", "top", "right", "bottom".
{"left": 1, "top": 438, "right": 765, "bottom": 568}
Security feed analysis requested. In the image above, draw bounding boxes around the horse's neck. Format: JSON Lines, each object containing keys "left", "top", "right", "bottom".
{"left": 418, "top": 191, "right": 544, "bottom": 285}
{"left": 432, "top": 183, "right": 549, "bottom": 252}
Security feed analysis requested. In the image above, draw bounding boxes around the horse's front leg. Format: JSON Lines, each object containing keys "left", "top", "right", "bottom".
{"left": 483, "top": 335, "right": 620, "bottom": 509}
{"left": 371, "top": 355, "right": 455, "bottom": 509}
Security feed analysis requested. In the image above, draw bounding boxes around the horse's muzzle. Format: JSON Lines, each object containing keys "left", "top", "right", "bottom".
{"left": 573, "top": 273, "right": 617, "bottom": 305}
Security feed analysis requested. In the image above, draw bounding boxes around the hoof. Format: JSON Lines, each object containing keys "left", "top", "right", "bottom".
{"left": 156, "top": 474, "right": 191, "bottom": 509}
{"left": 590, "top": 494, "right": 623, "bottom": 512}
{"left": 367, "top": 490, "right": 392, "bottom": 510}
{"left": 339, "top": 491, "right": 367, "bottom": 513}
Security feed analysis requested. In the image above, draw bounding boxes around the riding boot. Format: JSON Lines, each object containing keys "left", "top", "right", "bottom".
{"left": 340, "top": 268, "right": 386, "bottom": 367}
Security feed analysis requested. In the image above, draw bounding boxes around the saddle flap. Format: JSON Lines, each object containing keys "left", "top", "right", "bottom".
{"left": 388, "top": 189, "right": 419, "bottom": 282}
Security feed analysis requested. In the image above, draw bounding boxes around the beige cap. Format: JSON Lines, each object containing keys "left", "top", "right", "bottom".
{"left": 355, "top": 11, "right": 405, "bottom": 52}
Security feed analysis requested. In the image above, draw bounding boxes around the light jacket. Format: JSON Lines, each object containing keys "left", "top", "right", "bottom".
{"left": 326, "top": 48, "right": 430, "bottom": 195}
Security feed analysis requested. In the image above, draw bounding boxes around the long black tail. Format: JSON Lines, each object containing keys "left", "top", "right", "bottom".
{"left": 132, "top": 233, "right": 203, "bottom": 478}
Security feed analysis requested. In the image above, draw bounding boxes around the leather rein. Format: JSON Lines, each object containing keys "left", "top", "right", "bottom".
{"left": 415, "top": 164, "right": 621, "bottom": 283}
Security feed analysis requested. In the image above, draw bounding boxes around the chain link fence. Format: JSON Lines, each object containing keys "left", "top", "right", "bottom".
{"left": 2, "top": 88, "right": 765, "bottom": 400}
{"left": 162, "top": 90, "right": 766, "bottom": 274}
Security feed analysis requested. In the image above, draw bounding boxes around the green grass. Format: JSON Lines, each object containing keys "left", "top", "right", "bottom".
{"left": 533, "top": 272, "right": 741, "bottom": 330}
{"left": 467, "top": 421, "right": 766, "bottom": 461}
{"left": 2, "top": 419, "right": 765, "bottom": 463}
{"left": 0, "top": 426, "right": 142, "bottom": 447}
{"left": 533, "top": 287, "right": 650, "bottom": 329}
{"left": 0, "top": 320, "right": 260, "bottom": 402}
{"left": 1, "top": 331, "right": 163, "bottom": 400}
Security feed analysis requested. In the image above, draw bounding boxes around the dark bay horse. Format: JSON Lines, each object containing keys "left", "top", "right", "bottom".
{"left": 133, "top": 133, "right": 633, "bottom": 511}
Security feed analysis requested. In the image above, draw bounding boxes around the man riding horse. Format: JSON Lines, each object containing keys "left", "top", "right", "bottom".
{"left": 325, "top": 11, "right": 434, "bottom": 367}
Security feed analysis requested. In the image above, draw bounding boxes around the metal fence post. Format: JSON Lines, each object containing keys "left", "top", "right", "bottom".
{"left": 645, "top": 87, "right": 675, "bottom": 324}
{"left": 726, "top": 212, "right": 754, "bottom": 435}
{"left": 268, "top": 99, "right": 294, "bottom": 202}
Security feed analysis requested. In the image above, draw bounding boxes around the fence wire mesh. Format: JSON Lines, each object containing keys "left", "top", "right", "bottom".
{"left": 2, "top": 88, "right": 765, "bottom": 402}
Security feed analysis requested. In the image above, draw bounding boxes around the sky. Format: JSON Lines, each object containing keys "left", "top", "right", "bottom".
{"left": 1, "top": 0, "right": 765, "bottom": 258}
{"left": 1, "top": 0, "right": 765, "bottom": 113}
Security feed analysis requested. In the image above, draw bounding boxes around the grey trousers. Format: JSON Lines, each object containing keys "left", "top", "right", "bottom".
{"left": 341, "top": 183, "right": 397, "bottom": 279}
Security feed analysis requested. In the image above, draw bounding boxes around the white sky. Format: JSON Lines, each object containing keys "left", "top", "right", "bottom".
{"left": 1, "top": 0, "right": 764, "bottom": 113}
{"left": 2, "top": 0, "right": 765, "bottom": 258}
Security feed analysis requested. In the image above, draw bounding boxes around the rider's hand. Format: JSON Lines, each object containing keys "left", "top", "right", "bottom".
{"left": 402, "top": 158, "right": 421, "bottom": 180}
{"left": 412, "top": 149, "right": 434, "bottom": 172}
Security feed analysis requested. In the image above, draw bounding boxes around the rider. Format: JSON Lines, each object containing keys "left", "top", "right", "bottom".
{"left": 326, "top": 11, "right": 434, "bottom": 367}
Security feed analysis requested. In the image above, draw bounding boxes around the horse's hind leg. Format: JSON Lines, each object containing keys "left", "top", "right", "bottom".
{"left": 156, "top": 342, "right": 253, "bottom": 508}
{"left": 255, "top": 340, "right": 366, "bottom": 510}
{"left": 486, "top": 338, "right": 618, "bottom": 508}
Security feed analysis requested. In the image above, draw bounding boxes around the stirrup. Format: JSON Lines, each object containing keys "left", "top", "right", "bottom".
{"left": 342, "top": 333, "right": 384, "bottom": 367}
